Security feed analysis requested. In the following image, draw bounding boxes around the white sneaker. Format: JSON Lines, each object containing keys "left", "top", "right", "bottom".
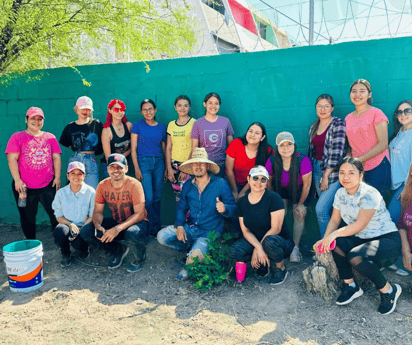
{"left": 290, "top": 246, "right": 302, "bottom": 263}
{"left": 395, "top": 268, "right": 410, "bottom": 276}
{"left": 387, "top": 264, "right": 398, "bottom": 271}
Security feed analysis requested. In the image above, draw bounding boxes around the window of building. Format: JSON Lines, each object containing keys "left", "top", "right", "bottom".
{"left": 202, "top": 0, "right": 225, "bottom": 16}
{"left": 258, "top": 22, "right": 267, "bottom": 40}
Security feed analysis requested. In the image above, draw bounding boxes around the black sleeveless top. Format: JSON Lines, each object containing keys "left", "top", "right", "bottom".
{"left": 102, "top": 122, "right": 131, "bottom": 163}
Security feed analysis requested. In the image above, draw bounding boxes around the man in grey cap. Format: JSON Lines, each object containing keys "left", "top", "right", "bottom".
{"left": 80, "top": 153, "right": 149, "bottom": 272}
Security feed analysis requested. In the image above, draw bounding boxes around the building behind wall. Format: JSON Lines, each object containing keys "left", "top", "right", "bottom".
{"left": 183, "top": 0, "right": 291, "bottom": 56}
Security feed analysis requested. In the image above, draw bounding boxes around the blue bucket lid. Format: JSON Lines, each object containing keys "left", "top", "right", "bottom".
{"left": 3, "top": 240, "right": 42, "bottom": 253}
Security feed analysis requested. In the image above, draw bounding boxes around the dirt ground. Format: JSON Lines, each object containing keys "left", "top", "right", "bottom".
{"left": 0, "top": 223, "right": 411, "bottom": 345}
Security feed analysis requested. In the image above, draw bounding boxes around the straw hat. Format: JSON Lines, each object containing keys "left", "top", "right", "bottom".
{"left": 179, "top": 148, "right": 220, "bottom": 175}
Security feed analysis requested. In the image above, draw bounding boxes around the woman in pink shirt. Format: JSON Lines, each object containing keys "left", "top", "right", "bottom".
{"left": 345, "top": 79, "right": 390, "bottom": 196}
{"left": 5, "top": 107, "right": 62, "bottom": 239}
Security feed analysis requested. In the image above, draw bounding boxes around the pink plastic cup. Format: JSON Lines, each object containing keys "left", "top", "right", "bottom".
{"left": 235, "top": 262, "right": 247, "bottom": 282}
{"left": 317, "top": 239, "right": 336, "bottom": 254}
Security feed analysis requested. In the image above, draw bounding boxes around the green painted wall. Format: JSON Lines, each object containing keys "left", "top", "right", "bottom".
{"left": 1, "top": 37, "right": 412, "bottom": 227}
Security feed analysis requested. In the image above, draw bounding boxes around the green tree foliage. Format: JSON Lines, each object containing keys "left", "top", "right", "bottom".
{"left": 0, "top": 0, "right": 196, "bottom": 77}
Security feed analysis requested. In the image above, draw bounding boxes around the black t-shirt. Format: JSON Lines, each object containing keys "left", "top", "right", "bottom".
{"left": 60, "top": 119, "right": 103, "bottom": 155}
{"left": 237, "top": 189, "right": 290, "bottom": 242}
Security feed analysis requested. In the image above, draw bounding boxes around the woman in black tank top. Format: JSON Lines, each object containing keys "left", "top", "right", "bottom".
{"left": 101, "top": 99, "right": 133, "bottom": 177}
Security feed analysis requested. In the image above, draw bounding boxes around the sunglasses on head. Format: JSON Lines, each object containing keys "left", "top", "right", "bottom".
{"left": 113, "top": 108, "right": 123, "bottom": 113}
{"left": 395, "top": 108, "right": 412, "bottom": 117}
{"left": 251, "top": 176, "right": 268, "bottom": 183}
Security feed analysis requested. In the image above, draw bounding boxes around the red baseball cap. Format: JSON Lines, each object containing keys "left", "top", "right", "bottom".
{"left": 26, "top": 107, "right": 45, "bottom": 119}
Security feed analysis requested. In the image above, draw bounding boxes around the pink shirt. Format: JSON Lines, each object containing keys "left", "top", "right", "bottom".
{"left": 5, "top": 131, "right": 62, "bottom": 189}
{"left": 345, "top": 107, "right": 390, "bottom": 171}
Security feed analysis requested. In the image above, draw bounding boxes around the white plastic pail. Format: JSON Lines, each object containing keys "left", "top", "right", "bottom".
{"left": 3, "top": 240, "right": 43, "bottom": 292}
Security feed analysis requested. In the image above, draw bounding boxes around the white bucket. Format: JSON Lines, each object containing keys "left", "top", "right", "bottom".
{"left": 3, "top": 240, "right": 43, "bottom": 292}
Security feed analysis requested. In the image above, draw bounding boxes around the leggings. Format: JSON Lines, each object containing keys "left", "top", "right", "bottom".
{"left": 332, "top": 231, "right": 402, "bottom": 289}
{"left": 12, "top": 180, "right": 58, "bottom": 239}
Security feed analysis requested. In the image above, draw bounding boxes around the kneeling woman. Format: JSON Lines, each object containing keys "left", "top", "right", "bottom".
{"left": 314, "top": 157, "right": 402, "bottom": 315}
{"left": 229, "top": 166, "right": 295, "bottom": 285}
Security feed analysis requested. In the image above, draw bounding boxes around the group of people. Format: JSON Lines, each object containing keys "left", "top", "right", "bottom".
{"left": 5, "top": 79, "right": 412, "bottom": 316}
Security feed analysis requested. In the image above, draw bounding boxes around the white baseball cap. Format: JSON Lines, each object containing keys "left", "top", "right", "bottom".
{"left": 76, "top": 96, "right": 94, "bottom": 111}
{"left": 249, "top": 166, "right": 269, "bottom": 179}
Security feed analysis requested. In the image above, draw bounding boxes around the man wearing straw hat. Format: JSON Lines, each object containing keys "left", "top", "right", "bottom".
{"left": 157, "top": 147, "right": 236, "bottom": 278}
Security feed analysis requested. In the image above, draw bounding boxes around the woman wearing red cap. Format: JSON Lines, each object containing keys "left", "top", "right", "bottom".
{"left": 5, "top": 107, "right": 62, "bottom": 239}
{"left": 101, "top": 99, "right": 133, "bottom": 178}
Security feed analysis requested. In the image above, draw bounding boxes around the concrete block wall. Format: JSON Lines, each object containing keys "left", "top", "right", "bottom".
{"left": 1, "top": 36, "right": 412, "bottom": 226}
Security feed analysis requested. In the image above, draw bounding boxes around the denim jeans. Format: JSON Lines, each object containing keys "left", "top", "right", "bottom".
{"left": 363, "top": 157, "right": 391, "bottom": 198}
{"left": 80, "top": 217, "right": 149, "bottom": 254}
{"left": 68, "top": 153, "right": 99, "bottom": 190}
{"left": 138, "top": 156, "right": 165, "bottom": 235}
{"left": 157, "top": 224, "right": 211, "bottom": 257}
{"left": 388, "top": 183, "right": 404, "bottom": 224}
{"left": 12, "top": 180, "right": 58, "bottom": 239}
{"left": 53, "top": 223, "right": 91, "bottom": 256}
{"left": 315, "top": 181, "right": 341, "bottom": 238}
{"left": 228, "top": 236, "right": 294, "bottom": 264}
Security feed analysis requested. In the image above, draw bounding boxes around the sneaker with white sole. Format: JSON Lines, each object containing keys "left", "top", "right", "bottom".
{"left": 387, "top": 264, "right": 398, "bottom": 271}
{"left": 378, "top": 283, "right": 402, "bottom": 315}
{"left": 395, "top": 268, "right": 410, "bottom": 276}
{"left": 108, "top": 245, "right": 129, "bottom": 269}
{"left": 290, "top": 246, "right": 302, "bottom": 263}
{"left": 269, "top": 268, "right": 289, "bottom": 285}
{"left": 336, "top": 283, "right": 364, "bottom": 305}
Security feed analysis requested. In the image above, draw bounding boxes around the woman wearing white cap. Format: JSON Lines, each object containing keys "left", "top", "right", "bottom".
{"left": 265, "top": 132, "right": 313, "bottom": 263}
{"left": 5, "top": 107, "right": 62, "bottom": 239}
{"left": 228, "top": 166, "right": 294, "bottom": 285}
{"left": 60, "top": 96, "right": 103, "bottom": 189}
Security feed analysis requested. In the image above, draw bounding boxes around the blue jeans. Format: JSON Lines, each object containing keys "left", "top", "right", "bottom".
{"left": 315, "top": 180, "right": 341, "bottom": 238}
{"left": 138, "top": 156, "right": 165, "bottom": 235}
{"left": 313, "top": 160, "right": 341, "bottom": 237}
{"left": 68, "top": 153, "right": 99, "bottom": 190}
{"left": 157, "top": 224, "right": 211, "bottom": 257}
{"left": 80, "top": 217, "right": 148, "bottom": 254}
{"left": 388, "top": 183, "right": 404, "bottom": 224}
{"left": 53, "top": 222, "right": 91, "bottom": 256}
{"left": 363, "top": 157, "right": 391, "bottom": 198}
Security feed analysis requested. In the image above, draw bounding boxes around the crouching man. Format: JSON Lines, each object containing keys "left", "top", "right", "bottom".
{"left": 80, "top": 153, "right": 149, "bottom": 272}
{"left": 157, "top": 148, "right": 236, "bottom": 278}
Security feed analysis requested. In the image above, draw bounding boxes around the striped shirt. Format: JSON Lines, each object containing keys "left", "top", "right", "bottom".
{"left": 308, "top": 116, "right": 346, "bottom": 185}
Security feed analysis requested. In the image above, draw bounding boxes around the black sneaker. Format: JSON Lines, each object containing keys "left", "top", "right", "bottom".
{"left": 378, "top": 283, "right": 402, "bottom": 315}
{"left": 256, "top": 265, "right": 270, "bottom": 277}
{"left": 61, "top": 254, "right": 72, "bottom": 268}
{"left": 127, "top": 260, "right": 144, "bottom": 273}
{"left": 108, "top": 245, "right": 129, "bottom": 269}
{"left": 78, "top": 250, "right": 90, "bottom": 260}
{"left": 269, "top": 268, "right": 288, "bottom": 285}
{"left": 336, "top": 283, "right": 364, "bottom": 305}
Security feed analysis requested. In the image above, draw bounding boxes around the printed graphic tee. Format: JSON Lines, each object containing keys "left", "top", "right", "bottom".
{"left": 167, "top": 117, "right": 196, "bottom": 162}
{"left": 191, "top": 116, "right": 234, "bottom": 167}
{"left": 60, "top": 119, "right": 103, "bottom": 155}
{"left": 5, "top": 131, "right": 62, "bottom": 189}
{"left": 95, "top": 176, "right": 148, "bottom": 224}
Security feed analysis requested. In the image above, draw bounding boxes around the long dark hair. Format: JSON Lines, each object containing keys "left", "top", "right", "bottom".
{"left": 390, "top": 100, "right": 412, "bottom": 141}
{"left": 272, "top": 144, "right": 299, "bottom": 203}
{"left": 350, "top": 79, "right": 373, "bottom": 105}
{"left": 240, "top": 122, "right": 273, "bottom": 166}
{"left": 174, "top": 95, "right": 191, "bottom": 107}
{"left": 309, "top": 94, "right": 335, "bottom": 142}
